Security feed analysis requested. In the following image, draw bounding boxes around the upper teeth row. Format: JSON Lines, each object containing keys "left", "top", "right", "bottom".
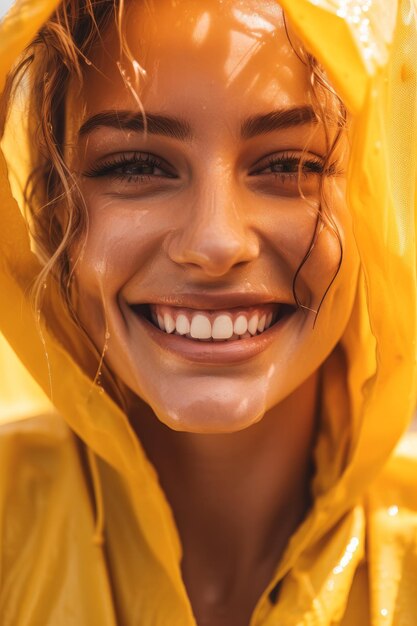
{"left": 150, "top": 306, "right": 276, "bottom": 340}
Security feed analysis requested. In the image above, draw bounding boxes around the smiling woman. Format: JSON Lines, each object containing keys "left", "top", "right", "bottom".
{"left": 0, "top": 1, "right": 417, "bottom": 626}
{"left": 44, "top": 0, "right": 355, "bottom": 443}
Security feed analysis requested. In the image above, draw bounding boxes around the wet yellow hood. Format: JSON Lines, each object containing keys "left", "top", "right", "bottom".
{"left": 1, "top": 1, "right": 417, "bottom": 625}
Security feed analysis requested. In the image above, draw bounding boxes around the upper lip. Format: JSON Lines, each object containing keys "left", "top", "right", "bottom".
{"left": 127, "top": 291, "right": 292, "bottom": 310}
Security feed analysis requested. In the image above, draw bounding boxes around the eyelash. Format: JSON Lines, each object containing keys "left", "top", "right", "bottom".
{"left": 83, "top": 152, "right": 173, "bottom": 182}
{"left": 252, "top": 152, "right": 335, "bottom": 179}
{"left": 83, "top": 151, "right": 335, "bottom": 183}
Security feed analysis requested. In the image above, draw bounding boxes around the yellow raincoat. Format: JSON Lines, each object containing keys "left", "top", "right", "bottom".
{"left": 0, "top": 1, "right": 417, "bottom": 624}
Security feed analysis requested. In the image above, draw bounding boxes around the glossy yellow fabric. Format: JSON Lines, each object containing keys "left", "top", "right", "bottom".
{"left": 0, "top": 1, "right": 417, "bottom": 625}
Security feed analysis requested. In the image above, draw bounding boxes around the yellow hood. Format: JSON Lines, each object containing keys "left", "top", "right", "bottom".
{"left": 0, "top": 1, "right": 417, "bottom": 625}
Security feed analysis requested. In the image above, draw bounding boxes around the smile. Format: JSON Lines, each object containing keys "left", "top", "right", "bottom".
{"left": 148, "top": 303, "right": 278, "bottom": 342}
{"left": 128, "top": 301, "right": 296, "bottom": 364}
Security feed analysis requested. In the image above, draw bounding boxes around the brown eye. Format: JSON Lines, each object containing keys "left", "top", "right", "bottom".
{"left": 247, "top": 151, "right": 332, "bottom": 199}
{"left": 83, "top": 152, "right": 177, "bottom": 181}
{"left": 270, "top": 160, "right": 300, "bottom": 174}
{"left": 120, "top": 163, "right": 165, "bottom": 177}
{"left": 250, "top": 152, "right": 325, "bottom": 178}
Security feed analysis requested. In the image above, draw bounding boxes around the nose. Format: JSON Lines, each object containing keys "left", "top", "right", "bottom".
{"left": 166, "top": 181, "right": 259, "bottom": 277}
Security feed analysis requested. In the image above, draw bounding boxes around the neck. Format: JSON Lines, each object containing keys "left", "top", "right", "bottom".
{"left": 130, "top": 373, "right": 319, "bottom": 621}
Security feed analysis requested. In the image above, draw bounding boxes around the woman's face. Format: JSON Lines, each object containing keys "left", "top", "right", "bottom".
{"left": 68, "top": 0, "right": 359, "bottom": 433}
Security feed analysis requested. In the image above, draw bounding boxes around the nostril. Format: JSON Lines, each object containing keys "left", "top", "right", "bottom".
{"left": 166, "top": 225, "right": 259, "bottom": 277}
{"left": 178, "top": 250, "right": 255, "bottom": 278}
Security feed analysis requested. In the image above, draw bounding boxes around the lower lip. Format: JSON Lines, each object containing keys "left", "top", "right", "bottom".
{"left": 130, "top": 309, "right": 293, "bottom": 365}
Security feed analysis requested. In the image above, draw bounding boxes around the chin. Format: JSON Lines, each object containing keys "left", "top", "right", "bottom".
{"left": 145, "top": 386, "right": 268, "bottom": 434}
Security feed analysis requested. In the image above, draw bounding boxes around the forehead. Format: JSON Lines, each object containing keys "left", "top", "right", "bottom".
{"left": 86, "top": 0, "right": 308, "bottom": 110}
{"left": 75, "top": 0, "right": 312, "bottom": 124}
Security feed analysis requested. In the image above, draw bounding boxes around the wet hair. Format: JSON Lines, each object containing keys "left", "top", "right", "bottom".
{"left": 282, "top": 15, "right": 347, "bottom": 319}
{"left": 0, "top": 0, "right": 347, "bottom": 336}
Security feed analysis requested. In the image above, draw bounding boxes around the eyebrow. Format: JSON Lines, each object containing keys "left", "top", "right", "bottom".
{"left": 78, "top": 105, "right": 318, "bottom": 141}
{"left": 78, "top": 110, "right": 193, "bottom": 141}
{"left": 240, "top": 106, "right": 318, "bottom": 139}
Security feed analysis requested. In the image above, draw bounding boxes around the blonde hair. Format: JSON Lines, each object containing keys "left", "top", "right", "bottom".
{"left": 1, "top": 0, "right": 347, "bottom": 330}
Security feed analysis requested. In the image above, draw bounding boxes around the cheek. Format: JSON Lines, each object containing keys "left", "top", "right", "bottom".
{"left": 260, "top": 195, "right": 343, "bottom": 308}
{"left": 300, "top": 194, "right": 359, "bottom": 334}
{"left": 71, "top": 192, "right": 165, "bottom": 341}
{"left": 272, "top": 181, "right": 356, "bottom": 312}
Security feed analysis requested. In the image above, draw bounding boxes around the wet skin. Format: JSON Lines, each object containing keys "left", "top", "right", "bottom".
{"left": 66, "top": 0, "right": 360, "bottom": 624}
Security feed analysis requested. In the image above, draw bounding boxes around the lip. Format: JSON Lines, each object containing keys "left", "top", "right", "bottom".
{"left": 127, "top": 291, "right": 291, "bottom": 311}
{"left": 129, "top": 303, "right": 295, "bottom": 365}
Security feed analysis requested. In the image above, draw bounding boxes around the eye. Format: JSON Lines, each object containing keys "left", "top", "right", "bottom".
{"left": 250, "top": 151, "right": 327, "bottom": 179}
{"left": 83, "top": 151, "right": 177, "bottom": 182}
{"left": 248, "top": 151, "right": 338, "bottom": 198}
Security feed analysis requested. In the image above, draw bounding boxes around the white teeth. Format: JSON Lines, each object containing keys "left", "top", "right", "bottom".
{"left": 164, "top": 313, "right": 175, "bottom": 334}
{"left": 176, "top": 313, "right": 190, "bottom": 335}
{"left": 151, "top": 306, "right": 277, "bottom": 340}
{"left": 248, "top": 315, "right": 259, "bottom": 335}
{"left": 190, "top": 314, "right": 212, "bottom": 339}
{"left": 258, "top": 314, "right": 266, "bottom": 333}
{"left": 212, "top": 315, "right": 234, "bottom": 339}
{"left": 157, "top": 313, "right": 165, "bottom": 331}
{"left": 234, "top": 315, "right": 248, "bottom": 335}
